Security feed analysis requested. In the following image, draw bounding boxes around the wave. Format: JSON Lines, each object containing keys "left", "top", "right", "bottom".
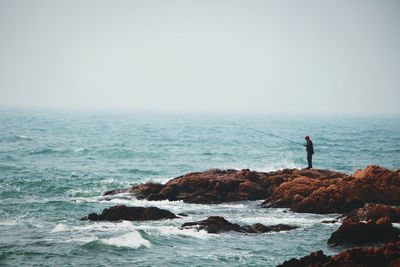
{"left": 29, "top": 147, "right": 90, "bottom": 155}
{"left": 136, "top": 225, "right": 215, "bottom": 240}
{"left": 51, "top": 220, "right": 136, "bottom": 233}
{"left": 17, "top": 135, "right": 33, "bottom": 141}
{"left": 120, "top": 168, "right": 160, "bottom": 175}
{"left": 236, "top": 210, "right": 339, "bottom": 227}
{"left": 100, "top": 231, "right": 151, "bottom": 248}
{"left": 73, "top": 148, "right": 89, "bottom": 153}
{"left": 51, "top": 221, "right": 150, "bottom": 248}
{"left": 29, "top": 148, "right": 60, "bottom": 155}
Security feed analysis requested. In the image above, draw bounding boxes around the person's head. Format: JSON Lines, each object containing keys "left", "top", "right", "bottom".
{"left": 305, "top": 136, "right": 310, "bottom": 140}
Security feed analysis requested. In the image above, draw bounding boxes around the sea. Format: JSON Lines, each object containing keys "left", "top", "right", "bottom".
{"left": 0, "top": 109, "right": 399, "bottom": 267}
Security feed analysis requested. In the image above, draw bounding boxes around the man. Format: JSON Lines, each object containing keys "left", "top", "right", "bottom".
{"left": 304, "top": 136, "right": 314, "bottom": 169}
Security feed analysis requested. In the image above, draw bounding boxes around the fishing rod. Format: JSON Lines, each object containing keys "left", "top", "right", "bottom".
{"left": 231, "top": 122, "right": 303, "bottom": 146}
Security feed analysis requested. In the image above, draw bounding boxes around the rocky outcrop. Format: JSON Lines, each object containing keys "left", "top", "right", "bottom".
{"left": 278, "top": 241, "right": 400, "bottom": 267}
{"left": 262, "top": 165, "right": 400, "bottom": 214}
{"left": 327, "top": 218, "right": 400, "bottom": 246}
{"left": 104, "top": 168, "right": 346, "bottom": 204}
{"left": 181, "top": 216, "right": 298, "bottom": 234}
{"left": 277, "top": 250, "right": 330, "bottom": 267}
{"left": 102, "top": 166, "right": 399, "bottom": 214}
{"left": 81, "top": 205, "right": 178, "bottom": 221}
{"left": 341, "top": 203, "right": 400, "bottom": 223}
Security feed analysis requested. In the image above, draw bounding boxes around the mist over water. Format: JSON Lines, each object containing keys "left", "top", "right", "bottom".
{"left": 0, "top": 110, "right": 399, "bottom": 266}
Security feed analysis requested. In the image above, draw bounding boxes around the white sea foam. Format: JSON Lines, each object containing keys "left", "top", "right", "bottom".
{"left": 135, "top": 225, "right": 215, "bottom": 240}
{"left": 51, "top": 220, "right": 135, "bottom": 233}
{"left": 73, "top": 148, "right": 88, "bottom": 152}
{"left": 17, "top": 135, "right": 32, "bottom": 140}
{"left": 100, "top": 231, "right": 151, "bottom": 248}
{"left": 0, "top": 219, "right": 18, "bottom": 226}
{"left": 66, "top": 236, "right": 99, "bottom": 244}
{"left": 237, "top": 212, "right": 338, "bottom": 227}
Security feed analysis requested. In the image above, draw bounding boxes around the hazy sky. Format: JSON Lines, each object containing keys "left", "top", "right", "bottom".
{"left": 0, "top": 0, "right": 399, "bottom": 114}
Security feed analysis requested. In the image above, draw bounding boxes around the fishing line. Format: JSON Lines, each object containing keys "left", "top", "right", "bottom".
{"left": 231, "top": 122, "right": 303, "bottom": 146}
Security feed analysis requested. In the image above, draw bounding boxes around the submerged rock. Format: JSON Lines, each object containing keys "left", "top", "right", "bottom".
{"left": 262, "top": 165, "right": 400, "bottom": 214}
{"left": 278, "top": 241, "right": 400, "bottom": 267}
{"left": 81, "top": 205, "right": 178, "bottom": 221}
{"left": 104, "top": 168, "right": 346, "bottom": 204}
{"left": 181, "top": 216, "right": 298, "bottom": 234}
{"left": 327, "top": 218, "right": 400, "bottom": 246}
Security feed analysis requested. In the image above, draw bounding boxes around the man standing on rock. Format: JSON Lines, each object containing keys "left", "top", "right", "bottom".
{"left": 304, "top": 136, "right": 314, "bottom": 169}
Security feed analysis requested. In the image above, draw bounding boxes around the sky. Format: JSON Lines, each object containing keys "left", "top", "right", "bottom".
{"left": 0, "top": 0, "right": 399, "bottom": 114}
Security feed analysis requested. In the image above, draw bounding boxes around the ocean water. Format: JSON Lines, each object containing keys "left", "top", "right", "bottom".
{"left": 0, "top": 110, "right": 399, "bottom": 267}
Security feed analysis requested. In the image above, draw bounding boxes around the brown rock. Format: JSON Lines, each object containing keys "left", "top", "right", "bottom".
{"left": 104, "top": 168, "right": 346, "bottom": 204}
{"left": 81, "top": 205, "right": 178, "bottom": 221}
{"left": 262, "top": 165, "right": 400, "bottom": 214}
{"left": 278, "top": 241, "right": 400, "bottom": 267}
{"left": 342, "top": 203, "right": 400, "bottom": 223}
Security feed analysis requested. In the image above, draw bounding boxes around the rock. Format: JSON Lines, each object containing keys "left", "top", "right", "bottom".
{"left": 342, "top": 203, "right": 400, "bottom": 223}
{"left": 327, "top": 219, "right": 400, "bottom": 246}
{"left": 277, "top": 250, "right": 330, "bottom": 267}
{"left": 262, "top": 165, "right": 400, "bottom": 214}
{"left": 278, "top": 241, "right": 400, "bottom": 267}
{"left": 181, "top": 216, "right": 298, "bottom": 234}
{"left": 104, "top": 168, "right": 346, "bottom": 204}
{"left": 103, "top": 188, "right": 130, "bottom": 196}
{"left": 321, "top": 219, "right": 338, "bottom": 224}
{"left": 329, "top": 241, "right": 400, "bottom": 267}
{"left": 81, "top": 205, "right": 178, "bottom": 221}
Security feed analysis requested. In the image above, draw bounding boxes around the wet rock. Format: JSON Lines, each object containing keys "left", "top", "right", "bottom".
{"left": 103, "top": 188, "right": 130, "bottom": 196}
{"left": 262, "top": 165, "right": 400, "bottom": 214}
{"left": 327, "top": 219, "right": 400, "bottom": 246}
{"left": 278, "top": 241, "right": 400, "bottom": 267}
{"left": 342, "top": 203, "right": 400, "bottom": 223}
{"left": 181, "top": 216, "right": 298, "bottom": 234}
{"left": 329, "top": 241, "right": 400, "bottom": 267}
{"left": 321, "top": 219, "right": 338, "bottom": 224}
{"left": 81, "top": 205, "right": 178, "bottom": 221}
{"left": 277, "top": 250, "right": 330, "bottom": 267}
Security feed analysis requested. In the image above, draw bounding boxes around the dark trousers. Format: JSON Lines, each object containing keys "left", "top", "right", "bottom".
{"left": 307, "top": 153, "right": 313, "bottom": 169}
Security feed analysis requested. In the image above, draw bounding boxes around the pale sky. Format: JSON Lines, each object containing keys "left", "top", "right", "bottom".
{"left": 0, "top": 0, "right": 399, "bottom": 114}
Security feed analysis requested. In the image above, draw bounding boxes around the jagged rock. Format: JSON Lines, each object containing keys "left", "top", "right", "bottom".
{"left": 262, "top": 165, "right": 400, "bottom": 214}
{"left": 104, "top": 168, "right": 346, "bottom": 204}
{"left": 81, "top": 205, "right": 178, "bottom": 221}
{"left": 278, "top": 241, "right": 400, "bottom": 267}
{"left": 327, "top": 219, "right": 400, "bottom": 246}
{"left": 181, "top": 216, "right": 298, "bottom": 234}
{"left": 341, "top": 203, "right": 400, "bottom": 223}
{"left": 277, "top": 250, "right": 330, "bottom": 267}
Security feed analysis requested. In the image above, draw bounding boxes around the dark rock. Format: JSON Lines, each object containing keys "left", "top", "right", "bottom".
{"left": 277, "top": 250, "right": 330, "bottom": 267}
{"left": 321, "top": 219, "right": 338, "bottom": 224}
{"left": 327, "top": 219, "right": 400, "bottom": 246}
{"left": 103, "top": 188, "right": 130, "bottom": 196}
{"left": 181, "top": 216, "right": 298, "bottom": 234}
{"left": 278, "top": 241, "right": 400, "bottom": 267}
{"left": 81, "top": 205, "right": 178, "bottom": 221}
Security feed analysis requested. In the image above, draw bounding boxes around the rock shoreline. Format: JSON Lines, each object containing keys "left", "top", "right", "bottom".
{"left": 83, "top": 165, "right": 400, "bottom": 266}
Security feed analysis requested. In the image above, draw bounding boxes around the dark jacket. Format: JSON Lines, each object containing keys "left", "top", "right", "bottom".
{"left": 306, "top": 140, "right": 314, "bottom": 155}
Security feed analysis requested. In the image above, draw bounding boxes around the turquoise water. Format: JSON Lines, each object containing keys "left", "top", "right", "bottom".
{"left": 0, "top": 110, "right": 399, "bottom": 266}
